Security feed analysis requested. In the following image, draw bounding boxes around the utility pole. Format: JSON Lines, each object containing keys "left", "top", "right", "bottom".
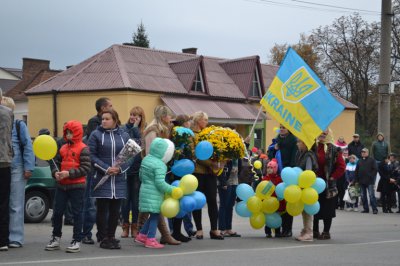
{"left": 378, "top": 0, "right": 392, "bottom": 143}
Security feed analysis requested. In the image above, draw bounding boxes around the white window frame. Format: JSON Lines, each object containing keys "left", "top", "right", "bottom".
{"left": 191, "top": 68, "right": 205, "bottom": 93}
{"left": 250, "top": 67, "right": 262, "bottom": 97}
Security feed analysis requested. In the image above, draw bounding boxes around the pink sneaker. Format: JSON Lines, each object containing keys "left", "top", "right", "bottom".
{"left": 134, "top": 233, "right": 147, "bottom": 245}
{"left": 144, "top": 238, "right": 164, "bottom": 249}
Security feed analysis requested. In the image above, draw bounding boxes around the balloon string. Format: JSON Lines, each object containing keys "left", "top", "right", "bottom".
{"left": 242, "top": 139, "right": 259, "bottom": 182}
{"left": 51, "top": 159, "right": 60, "bottom": 172}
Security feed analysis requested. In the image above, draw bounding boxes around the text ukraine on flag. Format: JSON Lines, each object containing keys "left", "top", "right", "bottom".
{"left": 260, "top": 48, "right": 344, "bottom": 149}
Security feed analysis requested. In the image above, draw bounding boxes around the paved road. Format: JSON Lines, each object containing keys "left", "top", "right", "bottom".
{"left": 1, "top": 209, "right": 400, "bottom": 266}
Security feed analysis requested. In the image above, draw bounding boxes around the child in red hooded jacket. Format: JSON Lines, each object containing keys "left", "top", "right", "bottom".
{"left": 262, "top": 159, "right": 286, "bottom": 238}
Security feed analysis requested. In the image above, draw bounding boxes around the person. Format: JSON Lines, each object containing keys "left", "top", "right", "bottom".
{"left": 345, "top": 155, "right": 359, "bottom": 212}
{"left": 45, "top": 120, "right": 91, "bottom": 253}
{"left": 121, "top": 106, "right": 145, "bottom": 238}
{"left": 88, "top": 109, "right": 131, "bottom": 249}
{"left": 191, "top": 111, "right": 224, "bottom": 240}
{"left": 271, "top": 124, "right": 297, "bottom": 237}
{"left": 355, "top": 148, "right": 378, "bottom": 214}
{"left": 295, "top": 139, "right": 318, "bottom": 242}
{"left": 135, "top": 138, "right": 177, "bottom": 248}
{"left": 335, "top": 136, "right": 347, "bottom": 150}
{"left": 388, "top": 153, "right": 400, "bottom": 213}
{"left": 371, "top": 132, "right": 390, "bottom": 164}
{"left": 0, "top": 90, "right": 14, "bottom": 251}
{"left": 336, "top": 149, "right": 349, "bottom": 210}
{"left": 136, "top": 105, "right": 180, "bottom": 245}
{"left": 262, "top": 159, "right": 286, "bottom": 238}
{"left": 347, "top": 134, "right": 364, "bottom": 159}
{"left": 80, "top": 98, "right": 113, "bottom": 245}
{"left": 377, "top": 157, "right": 393, "bottom": 213}
{"left": 1, "top": 97, "right": 35, "bottom": 248}
{"left": 313, "top": 129, "right": 345, "bottom": 240}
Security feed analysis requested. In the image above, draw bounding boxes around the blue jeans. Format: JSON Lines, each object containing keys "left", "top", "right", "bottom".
{"left": 9, "top": 166, "right": 26, "bottom": 244}
{"left": 121, "top": 173, "right": 140, "bottom": 224}
{"left": 140, "top": 213, "right": 159, "bottom": 238}
{"left": 183, "top": 213, "right": 194, "bottom": 235}
{"left": 360, "top": 184, "right": 377, "bottom": 212}
{"left": 53, "top": 187, "right": 85, "bottom": 241}
{"left": 80, "top": 175, "right": 96, "bottom": 239}
{"left": 218, "top": 185, "right": 237, "bottom": 231}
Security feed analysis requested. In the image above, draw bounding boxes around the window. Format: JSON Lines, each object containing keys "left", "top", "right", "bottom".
{"left": 191, "top": 68, "right": 205, "bottom": 92}
{"left": 250, "top": 67, "right": 262, "bottom": 97}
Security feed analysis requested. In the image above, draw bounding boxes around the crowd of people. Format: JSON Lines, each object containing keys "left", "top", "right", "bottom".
{"left": 1, "top": 87, "right": 400, "bottom": 253}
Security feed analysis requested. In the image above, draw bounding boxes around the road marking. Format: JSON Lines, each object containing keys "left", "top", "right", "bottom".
{"left": 1, "top": 240, "right": 400, "bottom": 265}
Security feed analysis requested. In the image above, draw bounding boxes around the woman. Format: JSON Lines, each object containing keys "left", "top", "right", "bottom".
{"left": 137, "top": 105, "right": 181, "bottom": 245}
{"left": 191, "top": 111, "right": 224, "bottom": 240}
{"left": 295, "top": 139, "right": 318, "bottom": 242}
{"left": 88, "top": 109, "right": 131, "bottom": 249}
{"left": 313, "top": 129, "right": 345, "bottom": 240}
{"left": 121, "top": 106, "right": 146, "bottom": 238}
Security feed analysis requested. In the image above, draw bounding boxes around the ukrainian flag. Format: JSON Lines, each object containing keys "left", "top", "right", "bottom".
{"left": 260, "top": 47, "right": 344, "bottom": 149}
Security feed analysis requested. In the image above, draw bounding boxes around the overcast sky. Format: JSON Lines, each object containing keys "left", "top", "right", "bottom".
{"left": 1, "top": 0, "right": 382, "bottom": 70}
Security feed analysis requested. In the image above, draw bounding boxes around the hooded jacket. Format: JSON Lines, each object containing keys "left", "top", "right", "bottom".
{"left": 88, "top": 125, "right": 131, "bottom": 199}
{"left": 139, "top": 138, "right": 175, "bottom": 213}
{"left": 371, "top": 133, "right": 390, "bottom": 162}
{"left": 52, "top": 120, "right": 91, "bottom": 190}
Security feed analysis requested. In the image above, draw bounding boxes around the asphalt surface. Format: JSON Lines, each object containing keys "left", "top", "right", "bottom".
{"left": 1, "top": 208, "right": 400, "bottom": 266}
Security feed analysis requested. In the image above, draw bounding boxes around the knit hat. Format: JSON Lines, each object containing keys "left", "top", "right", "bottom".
{"left": 267, "top": 159, "right": 278, "bottom": 174}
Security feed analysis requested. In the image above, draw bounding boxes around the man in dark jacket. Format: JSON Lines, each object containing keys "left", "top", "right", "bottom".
{"left": 85, "top": 97, "right": 113, "bottom": 139}
{"left": 348, "top": 133, "right": 365, "bottom": 159}
{"left": 371, "top": 132, "right": 390, "bottom": 164}
{"left": 355, "top": 148, "right": 378, "bottom": 214}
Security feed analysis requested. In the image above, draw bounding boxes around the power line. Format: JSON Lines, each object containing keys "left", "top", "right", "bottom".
{"left": 290, "top": 0, "right": 380, "bottom": 14}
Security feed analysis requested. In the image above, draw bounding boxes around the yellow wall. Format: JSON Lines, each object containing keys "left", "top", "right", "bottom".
{"left": 28, "top": 91, "right": 162, "bottom": 137}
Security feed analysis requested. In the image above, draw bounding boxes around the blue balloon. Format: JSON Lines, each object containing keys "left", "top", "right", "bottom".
{"left": 292, "top": 167, "right": 303, "bottom": 177}
{"left": 180, "top": 195, "right": 197, "bottom": 212}
{"left": 311, "top": 178, "right": 326, "bottom": 194}
{"left": 171, "top": 180, "right": 180, "bottom": 187}
{"left": 281, "top": 167, "right": 298, "bottom": 185}
{"left": 265, "top": 212, "right": 282, "bottom": 229}
{"left": 191, "top": 191, "right": 206, "bottom": 210}
{"left": 236, "top": 183, "right": 254, "bottom": 201}
{"left": 304, "top": 202, "right": 320, "bottom": 215}
{"left": 175, "top": 209, "right": 188, "bottom": 218}
{"left": 171, "top": 159, "right": 195, "bottom": 177}
{"left": 275, "top": 182, "right": 287, "bottom": 200}
{"left": 195, "top": 141, "right": 214, "bottom": 160}
{"left": 235, "top": 201, "right": 251, "bottom": 217}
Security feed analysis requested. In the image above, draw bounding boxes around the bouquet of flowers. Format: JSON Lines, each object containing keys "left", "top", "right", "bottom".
{"left": 171, "top": 126, "right": 194, "bottom": 160}
{"left": 195, "top": 125, "right": 245, "bottom": 162}
{"left": 93, "top": 139, "right": 142, "bottom": 191}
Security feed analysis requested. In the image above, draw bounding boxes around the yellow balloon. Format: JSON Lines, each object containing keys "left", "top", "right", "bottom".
{"left": 301, "top": 187, "right": 318, "bottom": 205}
{"left": 249, "top": 212, "right": 265, "bottom": 229}
{"left": 261, "top": 196, "right": 279, "bottom": 214}
{"left": 298, "top": 170, "right": 317, "bottom": 188}
{"left": 179, "top": 174, "right": 198, "bottom": 195}
{"left": 255, "top": 181, "right": 275, "bottom": 200}
{"left": 247, "top": 196, "right": 262, "bottom": 213}
{"left": 286, "top": 201, "right": 304, "bottom": 216}
{"left": 284, "top": 185, "right": 302, "bottom": 203}
{"left": 160, "top": 198, "right": 180, "bottom": 218}
{"left": 32, "top": 135, "right": 57, "bottom": 160}
{"left": 253, "top": 160, "right": 262, "bottom": 169}
{"left": 171, "top": 187, "right": 183, "bottom": 200}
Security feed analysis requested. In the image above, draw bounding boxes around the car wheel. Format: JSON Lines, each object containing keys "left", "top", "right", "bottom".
{"left": 25, "top": 191, "right": 50, "bottom": 223}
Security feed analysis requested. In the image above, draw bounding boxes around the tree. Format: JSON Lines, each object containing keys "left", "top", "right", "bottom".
{"left": 124, "top": 22, "right": 150, "bottom": 48}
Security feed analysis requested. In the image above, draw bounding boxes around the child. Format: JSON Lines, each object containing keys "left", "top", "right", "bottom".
{"left": 45, "top": 120, "right": 91, "bottom": 253}
{"left": 345, "top": 155, "right": 359, "bottom": 212}
{"left": 135, "top": 138, "right": 177, "bottom": 248}
{"left": 262, "top": 159, "right": 286, "bottom": 238}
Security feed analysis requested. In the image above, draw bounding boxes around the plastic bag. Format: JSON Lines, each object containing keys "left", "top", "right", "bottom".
{"left": 343, "top": 189, "right": 355, "bottom": 203}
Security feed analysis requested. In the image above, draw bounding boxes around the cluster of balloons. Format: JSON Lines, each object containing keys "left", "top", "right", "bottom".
{"left": 276, "top": 167, "right": 326, "bottom": 216}
{"left": 235, "top": 182, "right": 282, "bottom": 230}
{"left": 32, "top": 135, "right": 57, "bottom": 160}
{"left": 161, "top": 174, "right": 206, "bottom": 218}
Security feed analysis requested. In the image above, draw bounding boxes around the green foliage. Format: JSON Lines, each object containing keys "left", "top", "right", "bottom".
{"left": 124, "top": 21, "right": 150, "bottom": 48}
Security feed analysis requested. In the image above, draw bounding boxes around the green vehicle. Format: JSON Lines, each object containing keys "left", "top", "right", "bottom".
{"left": 25, "top": 165, "right": 56, "bottom": 223}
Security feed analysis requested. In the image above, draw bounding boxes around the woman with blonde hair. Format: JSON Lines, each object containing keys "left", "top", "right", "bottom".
{"left": 191, "top": 111, "right": 224, "bottom": 240}
{"left": 136, "top": 105, "right": 181, "bottom": 245}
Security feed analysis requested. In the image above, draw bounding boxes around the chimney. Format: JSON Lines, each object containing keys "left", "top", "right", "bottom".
{"left": 182, "top": 48, "right": 197, "bottom": 55}
{"left": 22, "top": 58, "right": 50, "bottom": 81}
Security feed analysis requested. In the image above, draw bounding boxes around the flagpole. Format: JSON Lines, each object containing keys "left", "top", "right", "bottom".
{"left": 248, "top": 105, "right": 264, "bottom": 140}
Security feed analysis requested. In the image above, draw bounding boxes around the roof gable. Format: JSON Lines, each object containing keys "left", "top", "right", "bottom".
{"left": 169, "top": 57, "right": 202, "bottom": 92}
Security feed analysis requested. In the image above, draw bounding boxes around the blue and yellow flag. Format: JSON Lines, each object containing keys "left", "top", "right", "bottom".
{"left": 260, "top": 48, "right": 344, "bottom": 149}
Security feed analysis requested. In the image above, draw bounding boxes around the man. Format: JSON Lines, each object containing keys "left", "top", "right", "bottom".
{"left": 388, "top": 153, "right": 400, "bottom": 213}
{"left": 355, "top": 148, "right": 379, "bottom": 214}
{"left": 348, "top": 133, "right": 365, "bottom": 159}
{"left": 0, "top": 88, "right": 14, "bottom": 251}
{"left": 80, "top": 97, "right": 112, "bottom": 245}
{"left": 371, "top": 132, "right": 390, "bottom": 164}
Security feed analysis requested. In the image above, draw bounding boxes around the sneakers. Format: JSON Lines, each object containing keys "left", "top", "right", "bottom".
{"left": 66, "top": 240, "right": 80, "bottom": 253}
{"left": 45, "top": 236, "right": 61, "bottom": 251}
{"left": 354, "top": 207, "right": 359, "bottom": 212}
{"left": 296, "top": 231, "right": 313, "bottom": 242}
{"left": 373, "top": 209, "right": 378, "bottom": 214}
{"left": 135, "top": 233, "right": 147, "bottom": 245}
{"left": 8, "top": 242, "right": 22, "bottom": 248}
{"left": 81, "top": 236, "right": 95, "bottom": 245}
{"left": 0, "top": 246, "right": 8, "bottom": 251}
{"left": 145, "top": 238, "right": 164, "bottom": 249}
{"left": 345, "top": 207, "right": 353, "bottom": 212}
